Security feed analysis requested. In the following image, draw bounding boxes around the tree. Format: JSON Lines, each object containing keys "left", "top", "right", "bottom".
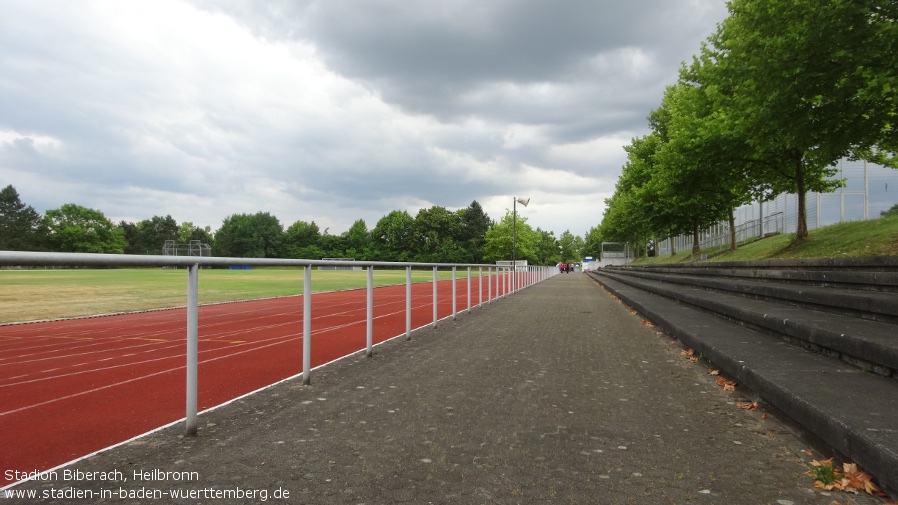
{"left": 532, "top": 228, "right": 560, "bottom": 266}
{"left": 650, "top": 81, "right": 755, "bottom": 253}
{"left": 458, "top": 200, "right": 492, "bottom": 263}
{"left": 558, "top": 230, "right": 584, "bottom": 263}
{"left": 135, "top": 215, "right": 179, "bottom": 254}
{"left": 118, "top": 221, "right": 141, "bottom": 254}
{"left": 342, "top": 219, "right": 370, "bottom": 259}
{"left": 213, "top": 212, "right": 284, "bottom": 258}
{"left": 412, "top": 206, "right": 467, "bottom": 262}
{"left": 44, "top": 203, "right": 127, "bottom": 253}
{"left": 606, "top": 133, "right": 682, "bottom": 256}
{"left": 701, "top": 0, "right": 898, "bottom": 239}
{"left": 483, "top": 211, "right": 537, "bottom": 263}
{"left": 285, "top": 220, "right": 324, "bottom": 259}
{"left": 177, "top": 221, "right": 213, "bottom": 245}
{"left": 0, "top": 185, "right": 47, "bottom": 251}
{"left": 370, "top": 210, "right": 415, "bottom": 262}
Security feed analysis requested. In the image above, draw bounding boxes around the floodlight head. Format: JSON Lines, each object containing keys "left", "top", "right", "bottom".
{"left": 516, "top": 197, "right": 530, "bottom": 207}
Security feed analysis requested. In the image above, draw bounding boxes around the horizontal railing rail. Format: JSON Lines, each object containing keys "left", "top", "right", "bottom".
{"left": 0, "top": 251, "right": 557, "bottom": 436}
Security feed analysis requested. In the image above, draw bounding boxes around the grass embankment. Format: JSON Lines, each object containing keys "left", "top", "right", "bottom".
{"left": 0, "top": 268, "right": 458, "bottom": 324}
{"left": 632, "top": 214, "right": 898, "bottom": 265}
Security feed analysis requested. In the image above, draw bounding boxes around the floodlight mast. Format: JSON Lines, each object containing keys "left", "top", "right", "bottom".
{"left": 512, "top": 197, "right": 529, "bottom": 292}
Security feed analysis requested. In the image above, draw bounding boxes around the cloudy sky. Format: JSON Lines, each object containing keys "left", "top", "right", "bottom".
{"left": 0, "top": 0, "right": 729, "bottom": 239}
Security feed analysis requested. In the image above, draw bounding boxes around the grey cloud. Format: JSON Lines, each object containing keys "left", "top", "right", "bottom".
{"left": 2, "top": 0, "right": 729, "bottom": 237}
{"left": 192, "top": 1, "right": 725, "bottom": 122}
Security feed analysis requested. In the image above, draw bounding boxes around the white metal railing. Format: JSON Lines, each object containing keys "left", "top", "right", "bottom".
{"left": 0, "top": 251, "right": 557, "bottom": 436}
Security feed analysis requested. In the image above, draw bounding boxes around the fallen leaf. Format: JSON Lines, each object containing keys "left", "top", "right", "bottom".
{"left": 708, "top": 369, "right": 720, "bottom": 375}
{"left": 736, "top": 401, "right": 758, "bottom": 411}
{"left": 715, "top": 376, "right": 737, "bottom": 391}
{"left": 808, "top": 459, "right": 885, "bottom": 496}
{"left": 761, "top": 413, "right": 769, "bottom": 420}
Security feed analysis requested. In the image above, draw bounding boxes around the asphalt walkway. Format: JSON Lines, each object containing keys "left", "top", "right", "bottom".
{"left": 6, "top": 274, "right": 873, "bottom": 504}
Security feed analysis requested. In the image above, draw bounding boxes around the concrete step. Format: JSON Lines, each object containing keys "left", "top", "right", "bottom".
{"left": 596, "top": 269, "right": 898, "bottom": 375}
{"left": 587, "top": 271, "right": 898, "bottom": 497}
{"left": 605, "top": 268, "right": 898, "bottom": 322}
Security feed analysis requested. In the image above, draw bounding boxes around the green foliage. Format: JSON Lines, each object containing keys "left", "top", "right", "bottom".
{"left": 341, "top": 219, "right": 370, "bottom": 259}
{"left": 370, "top": 210, "right": 415, "bottom": 262}
{"left": 135, "top": 215, "right": 179, "bottom": 254}
{"left": 809, "top": 460, "right": 838, "bottom": 485}
{"left": 411, "top": 206, "right": 468, "bottom": 262}
{"left": 700, "top": 0, "right": 896, "bottom": 238}
{"left": 44, "top": 203, "right": 127, "bottom": 253}
{"left": 213, "top": 212, "right": 284, "bottom": 258}
{"left": 483, "top": 210, "right": 538, "bottom": 263}
{"left": 532, "top": 228, "right": 561, "bottom": 265}
{"left": 0, "top": 184, "right": 47, "bottom": 251}
{"left": 177, "top": 221, "right": 213, "bottom": 245}
{"left": 9, "top": 191, "right": 575, "bottom": 264}
{"left": 600, "top": 0, "right": 898, "bottom": 246}
{"left": 558, "top": 230, "right": 584, "bottom": 263}
{"left": 285, "top": 219, "right": 325, "bottom": 259}
{"left": 459, "top": 201, "right": 491, "bottom": 262}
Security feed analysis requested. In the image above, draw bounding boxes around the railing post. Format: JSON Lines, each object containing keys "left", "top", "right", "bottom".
{"left": 185, "top": 263, "right": 199, "bottom": 436}
{"left": 467, "top": 266, "right": 472, "bottom": 314}
{"left": 366, "top": 265, "right": 373, "bottom": 357}
{"left": 452, "top": 266, "right": 457, "bottom": 320}
{"left": 488, "top": 266, "right": 492, "bottom": 304}
{"left": 432, "top": 266, "right": 438, "bottom": 329}
{"left": 302, "top": 265, "right": 312, "bottom": 385}
{"left": 405, "top": 266, "right": 412, "bottom": 340}
{"left": 478, "top": 266, "right": 483, "bottom": 308}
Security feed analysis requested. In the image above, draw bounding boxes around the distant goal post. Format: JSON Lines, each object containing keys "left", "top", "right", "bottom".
{"left": 318, "top": 258, "right": 361, "bottom": 271}
{"left": 162, "top": 240, "right": 211, "bottom": 258}
{"left": 496, "top": 260, "right": 528, "bottom": 271}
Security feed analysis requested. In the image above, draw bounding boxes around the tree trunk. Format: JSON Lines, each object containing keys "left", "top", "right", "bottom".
{"left": 794, "top": 154, "right": 809, "bottom": 239}
{"left": 692, "top": 219, "right": 701, "bottom": 255}
{"left": 729, "top": 207, "right": 737, "bottom": 251}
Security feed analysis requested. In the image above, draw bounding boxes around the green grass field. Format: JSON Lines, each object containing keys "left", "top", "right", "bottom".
{"left": 0, "top": 268, "right": 463, "bottom": 324}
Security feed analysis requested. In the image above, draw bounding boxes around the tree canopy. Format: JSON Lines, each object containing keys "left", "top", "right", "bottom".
{"left": 44, "top": 203, "right": 127, "bottom": 254}
{"left": 0, "top": 185, "right": 46, "bottom": 251}
{"left": 0, "top": 188, "right": 577, "bottom": 265}
{"left": 598, "top": 0, "right": 898, "bottom": 251}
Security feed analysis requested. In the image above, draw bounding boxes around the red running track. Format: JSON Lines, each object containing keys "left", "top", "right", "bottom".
{"left": 0, "top": 275, "right": 517, "bottom": 486}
